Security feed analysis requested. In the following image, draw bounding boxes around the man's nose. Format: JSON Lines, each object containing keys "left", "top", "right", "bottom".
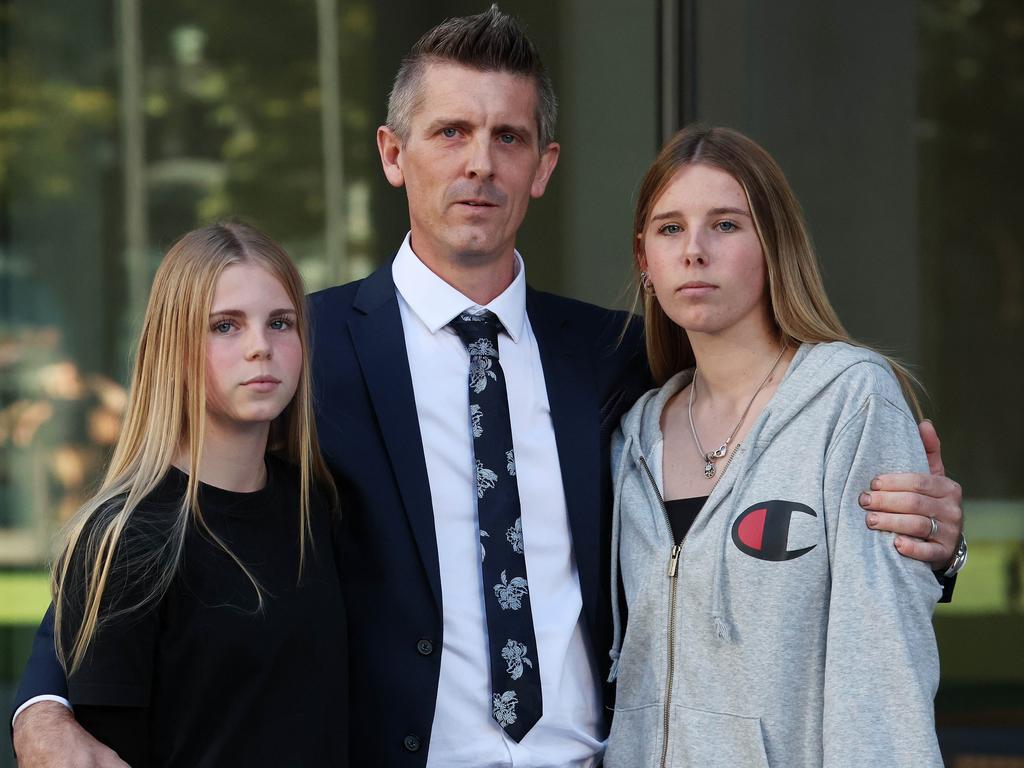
{"left": 465, "top": 135, "right": 495, "bottom": 179}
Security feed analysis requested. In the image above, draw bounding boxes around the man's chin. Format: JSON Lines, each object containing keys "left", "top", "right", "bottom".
{"left": 447, "top": 232, "right": 510, "bottom": 265}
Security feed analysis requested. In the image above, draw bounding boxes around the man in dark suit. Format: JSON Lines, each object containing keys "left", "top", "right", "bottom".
{"left": 12, "top": 7, "right": 965, "bottom": 767}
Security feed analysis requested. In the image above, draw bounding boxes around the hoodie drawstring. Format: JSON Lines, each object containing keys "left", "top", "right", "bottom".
{"left": 607, "top": 433, "right": 634, "bottom": 683}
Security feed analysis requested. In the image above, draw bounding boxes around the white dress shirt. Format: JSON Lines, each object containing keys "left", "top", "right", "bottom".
{"left": 393, "top": 234, "right": 603, "bottom": 768}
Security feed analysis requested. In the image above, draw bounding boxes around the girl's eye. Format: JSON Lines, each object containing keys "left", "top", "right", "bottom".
{"left": 270, "top": 318, "right": 293, "bottom": 331}
{"left": 717, "top": 221, "right": 738, "bottom": 232}
{"left": 212, "top": 320, "right": 234, "bottom": 334}
{"left": 658, "top": 223, "right": 682, "bottom": 235}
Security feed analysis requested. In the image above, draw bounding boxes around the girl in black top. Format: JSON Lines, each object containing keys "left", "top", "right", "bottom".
{"left": 52, "top": 222, "right": 347, "bottom": 766}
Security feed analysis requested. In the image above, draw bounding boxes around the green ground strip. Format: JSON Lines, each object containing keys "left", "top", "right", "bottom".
{"left": 0, "top": 571, "right": 50, "bottom": 624}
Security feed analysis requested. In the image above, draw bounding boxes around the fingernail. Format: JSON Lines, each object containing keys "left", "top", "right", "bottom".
{"left": 870, "top": 478, "right": 881, "bottom": 491}
{"left": 894, "top": 536, "right": 906, "bottom": 549}
{"left": 867, "top": 513, "right": 878, "bottom": 527}
{"left": 859, "top": 492, "right": 871, "bottom": 506}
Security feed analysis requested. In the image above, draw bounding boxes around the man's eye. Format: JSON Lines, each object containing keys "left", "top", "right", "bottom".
{"left": 499, "top": 133, "right": 516, "bottom": 145}
{"left": 441, "top": 127, "right": 458, "bottom": 138}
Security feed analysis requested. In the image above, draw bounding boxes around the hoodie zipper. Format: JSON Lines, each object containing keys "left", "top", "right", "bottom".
{"left": 637, "top": 445, "right": 742, "bottom": 768}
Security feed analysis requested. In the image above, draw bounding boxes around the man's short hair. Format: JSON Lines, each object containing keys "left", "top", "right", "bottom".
{"left": 386, "top": 5, "right": 558, "bottom": 148}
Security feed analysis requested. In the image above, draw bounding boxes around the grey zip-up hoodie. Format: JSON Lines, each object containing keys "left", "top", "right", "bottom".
{"left": 605, "top": 342, "right": 942, "bottom": 768}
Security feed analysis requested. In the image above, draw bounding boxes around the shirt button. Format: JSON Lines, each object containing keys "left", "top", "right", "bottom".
{"left": 403, "top": 734, "right": 421, "bottom": 752}
{"left": 416, "top": 639, "right": 434, "bottom": 656}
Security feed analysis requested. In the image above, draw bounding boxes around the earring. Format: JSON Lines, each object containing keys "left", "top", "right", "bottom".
{"left": 639, "top": 271, "right": 655, "bottom": 295}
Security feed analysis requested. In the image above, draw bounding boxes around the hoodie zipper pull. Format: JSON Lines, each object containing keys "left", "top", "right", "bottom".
{"left": 667, "top": 544, "right": 681, "bottom": 577}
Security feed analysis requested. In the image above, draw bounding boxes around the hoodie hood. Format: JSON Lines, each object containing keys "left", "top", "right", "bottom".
{"left": 621, "top": 342, "right": 893, "bottom": 468}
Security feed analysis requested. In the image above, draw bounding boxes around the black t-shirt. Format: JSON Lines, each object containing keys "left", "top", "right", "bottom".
{"left": 62, "top": 457, "right": 348, "bottom": 767}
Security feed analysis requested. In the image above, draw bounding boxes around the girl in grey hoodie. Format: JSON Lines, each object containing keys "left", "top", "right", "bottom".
{"left": 605, "top": 126, "right": 943, "bottom": 767}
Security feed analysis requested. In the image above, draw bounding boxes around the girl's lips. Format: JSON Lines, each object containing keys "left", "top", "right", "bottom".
{"left": 677, "top": 283, "right": 716, "bottom": 297}
{"left": 241, "top": 376, "right": 281, "bottom": 393}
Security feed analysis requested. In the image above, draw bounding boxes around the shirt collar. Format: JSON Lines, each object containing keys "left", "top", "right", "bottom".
{"left": 391, "top": 232, "right": 527, "bottom": 343}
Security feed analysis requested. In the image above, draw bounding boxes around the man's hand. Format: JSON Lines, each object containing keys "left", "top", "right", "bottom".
{"left": 860, "top": 420, "right": 964, "bottom": 571}
{"left": 12, "top": 701, "right": 128, "bottom": 768}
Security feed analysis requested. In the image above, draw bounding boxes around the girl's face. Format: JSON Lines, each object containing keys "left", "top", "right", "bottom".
{"left": 204, "top": 263, "right": 302, "bottom": 431}
{"left": 640, "top": 163, "right": 770, "bottom": 339}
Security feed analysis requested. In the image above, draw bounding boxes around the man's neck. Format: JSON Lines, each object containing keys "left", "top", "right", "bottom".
{"left": 408, "top": 236, "right": 517, "bottom": 306}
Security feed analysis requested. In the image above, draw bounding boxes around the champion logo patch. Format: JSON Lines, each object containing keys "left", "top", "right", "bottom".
{"left": 731, "top": 500, "right": 818, "bottom": 561}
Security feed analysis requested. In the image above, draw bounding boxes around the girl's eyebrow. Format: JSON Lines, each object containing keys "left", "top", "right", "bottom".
{"left": 209, "top": 308, "right": 296, "bottom": 317}
{"left": 650, "top": 206, "right": 753, "bottom": 223}
{"left": 708, "top": 207, "right": 752, "bottom": 217}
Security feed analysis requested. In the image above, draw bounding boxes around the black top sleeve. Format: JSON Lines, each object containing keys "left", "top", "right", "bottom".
{"left": 57, "top": 513, "right": 162, "bottom": 760}
{"left": 64, "top": 602, "right": 159, "bottom": 709}
{"left": 937, "top": 572, "right": 956, "bottom": 603}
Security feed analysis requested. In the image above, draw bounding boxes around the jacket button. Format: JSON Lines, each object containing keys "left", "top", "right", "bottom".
{"left": 416, "top": 639, "right": 434, "bottom": 656}
{"left": 403, "top": 734, "right": 421, "bottom": 752}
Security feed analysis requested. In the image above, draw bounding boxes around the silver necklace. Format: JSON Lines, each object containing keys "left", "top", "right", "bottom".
{"left": 688, "top": 345, "right": 787, "bottom": 479}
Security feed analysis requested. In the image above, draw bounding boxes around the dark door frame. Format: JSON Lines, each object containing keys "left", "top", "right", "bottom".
{"left": 657, "top": 0, "right": 698, "bottom": 145}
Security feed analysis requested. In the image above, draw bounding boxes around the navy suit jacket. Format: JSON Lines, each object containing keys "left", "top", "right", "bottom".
{"left": 14, "top": 262, "right": 651, "bottom": 767}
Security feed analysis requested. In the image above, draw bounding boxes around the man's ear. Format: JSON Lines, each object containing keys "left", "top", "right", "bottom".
{"left": 377, "top": 125, "right": 405, "bottom": 188}
{"left": 530, "top": 142, "right": 560, "bottom": 199}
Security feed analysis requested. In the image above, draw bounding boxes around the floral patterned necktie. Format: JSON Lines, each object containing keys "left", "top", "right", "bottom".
{"left": 449, "top": 311, "right": 542, "bottom": 742}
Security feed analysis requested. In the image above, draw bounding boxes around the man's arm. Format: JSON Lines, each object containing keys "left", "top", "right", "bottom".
{"left": 11, "top": 607, "right": 129, "bottom": 767}
{"left": 13, "top": 702, "right": 128, "bottom": 768}
{"left": 12, "top": 606, "right": 68, "bottom": 713}
{"left": 860, "top": 420, "right": 964, "bottom": 570}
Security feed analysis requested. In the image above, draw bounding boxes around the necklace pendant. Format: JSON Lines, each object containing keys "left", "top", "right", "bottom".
{"left": 712, "top": 444, "right": 728, "bottom": 459}
{"left": 704, "top": 460, "right": 716, "bottom": 479}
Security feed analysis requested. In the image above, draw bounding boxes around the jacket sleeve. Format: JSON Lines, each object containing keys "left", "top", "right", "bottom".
{"left": 821, "top": 391, "right": 943, "bottom": 766}
{"left": 12, "top": 605, "right": 68, "bottom": 713}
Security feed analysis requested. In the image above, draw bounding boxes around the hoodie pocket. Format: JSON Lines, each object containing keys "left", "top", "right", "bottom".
{"left": 666, "top": 703, "right": 770, "bottom": 767}
{"left": 604, "top": 703, "right": 662, "bottom": 768}
{"left": 605, "top": 702, "right": 770, "bottom": 768}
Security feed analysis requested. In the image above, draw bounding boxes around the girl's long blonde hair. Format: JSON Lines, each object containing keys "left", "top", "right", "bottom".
{"left": 52, "top": 221, "right": 337, "bottom": 673}
{"left": 632, "top": 125, "right": 922, "bottom": 416}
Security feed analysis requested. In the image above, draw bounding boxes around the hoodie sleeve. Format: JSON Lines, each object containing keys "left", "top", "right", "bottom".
{"left": 821, "top": 386, "right": 943, "bottom": 766}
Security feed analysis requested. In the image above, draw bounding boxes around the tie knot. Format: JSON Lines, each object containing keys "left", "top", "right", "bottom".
{"left": 449, "top": 311, "right": 502, "bottom": 358}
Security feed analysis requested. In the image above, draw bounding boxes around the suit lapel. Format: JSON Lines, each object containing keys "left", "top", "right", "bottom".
{"left": 527, "top": 288, "right": 603, "bottom": 637}
{"left": 349, "top": 264, "right": 442, "bottom": 608}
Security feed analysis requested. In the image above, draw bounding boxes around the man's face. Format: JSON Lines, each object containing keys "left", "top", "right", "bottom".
{"left": 377, "top": 62, "right": 559, "bottom": 270}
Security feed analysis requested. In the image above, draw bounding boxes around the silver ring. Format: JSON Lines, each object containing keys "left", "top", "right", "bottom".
{"left": 927, "top": 516, "right": 939, "bottom": 541}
